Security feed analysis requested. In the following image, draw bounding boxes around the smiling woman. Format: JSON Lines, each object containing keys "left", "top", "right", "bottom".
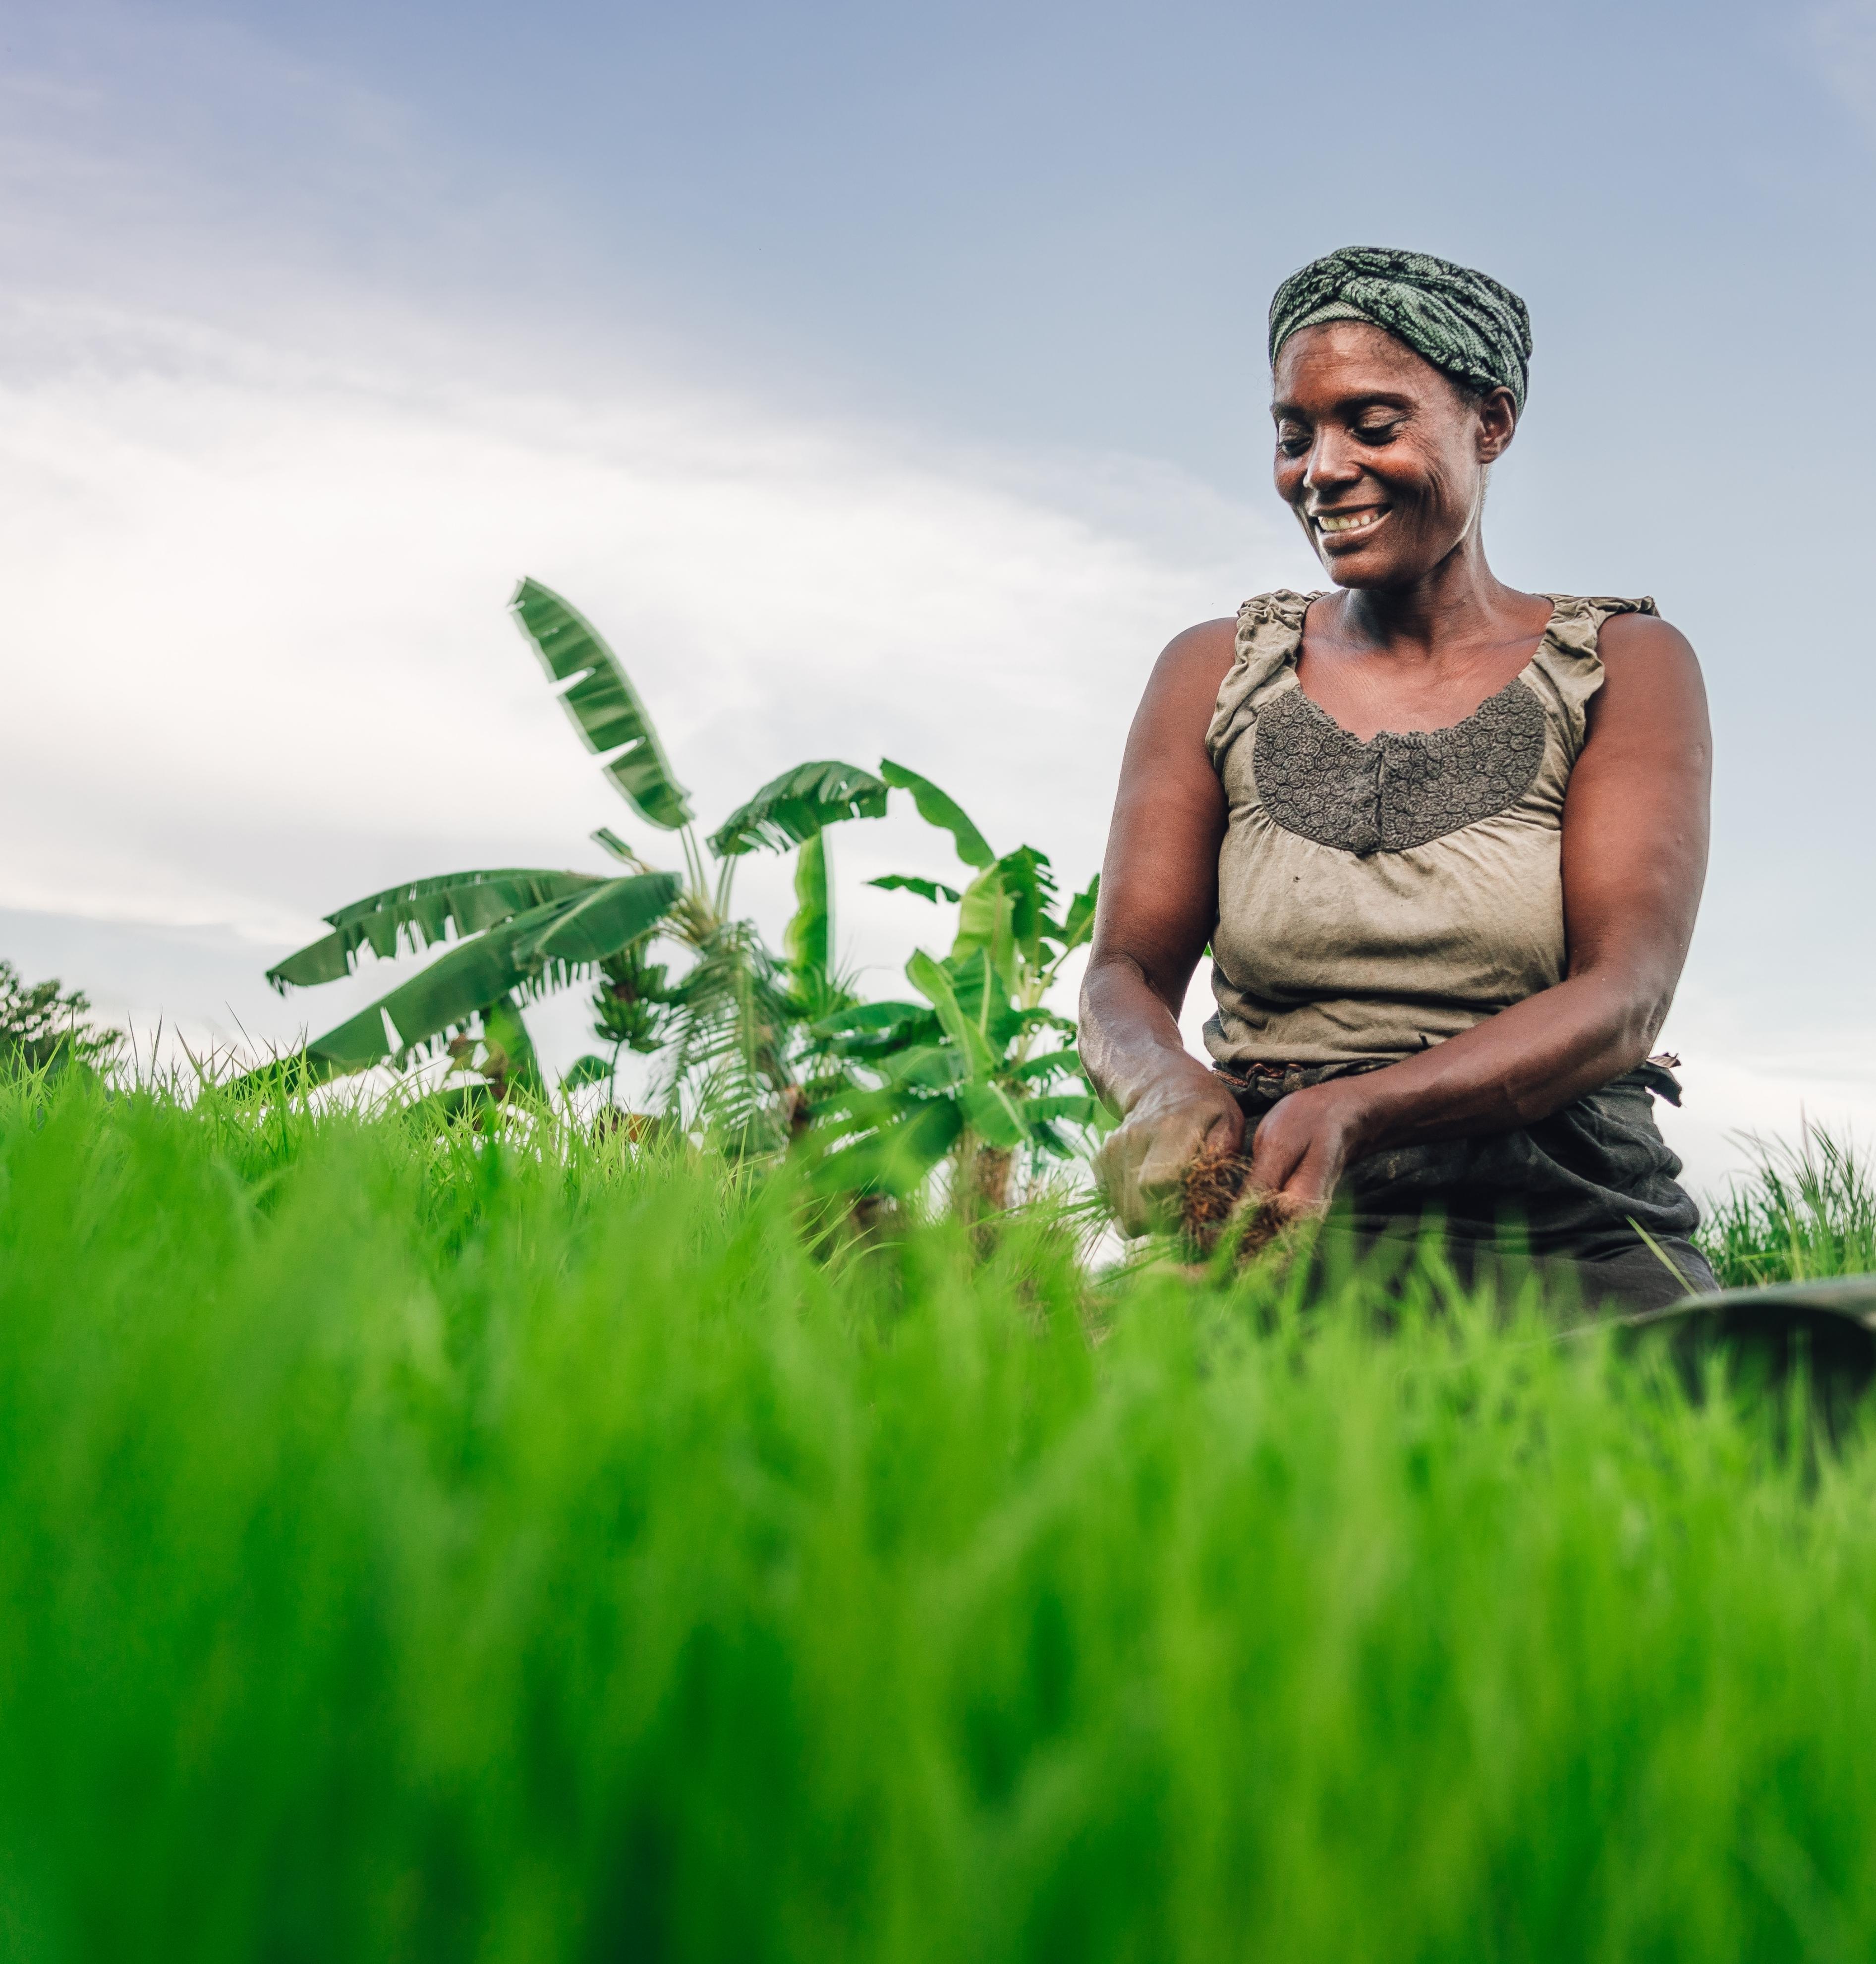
{"left": 1080, "top": 246, "right": 1715, "bottom": 1308}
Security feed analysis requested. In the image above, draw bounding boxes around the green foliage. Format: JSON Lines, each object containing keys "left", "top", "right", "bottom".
{"left": 1701, "top": 1127, "right": 1876, "bottom": 1287}
{"left": 266, "top": 868, "right": 606, "bottom": 990}
{"left": 880, "top": 757, "right": 994, "bottom": 868}
{"left": 806, "top": 770, "right": 1102, "bottom": 1208}
{"left": 275, "top": 872, "right": 682, "bottom": 1082}
{"left": 0, "top": 960, "right": 120, "bottom": 1075}
{"left": 510, "top": 575, "right": 695, "bottom": 829}
{"left": 261, "top": 582, "right": 1101, "bottom": 1191}
{"left": 5, "top": 1074, "right": 1876, "bottom": 1960}
{"left": 710, "top": 761, "right": 891, "bottom": 858}
{"left": 867, "top": 874, "right": 962, "bottom": 904}
{"left": 267, "top": 578, "right": 888, "bottom": 1132}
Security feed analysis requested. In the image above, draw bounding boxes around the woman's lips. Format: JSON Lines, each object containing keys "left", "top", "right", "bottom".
{"left": 1311, "top": 505, "right": 1390, "bottom": 544}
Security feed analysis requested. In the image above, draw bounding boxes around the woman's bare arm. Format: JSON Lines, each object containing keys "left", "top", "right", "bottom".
{"left": 1244, "top": 612, "right": 1712, "bottom": 1207}
{"left": 1079, "top": 619, "right": 1244, "bottom": 1228}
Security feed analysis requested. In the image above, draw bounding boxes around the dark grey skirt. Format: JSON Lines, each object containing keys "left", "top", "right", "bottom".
{"left": 1214, "top": 1057, "right": 1716, "bottom": 1312}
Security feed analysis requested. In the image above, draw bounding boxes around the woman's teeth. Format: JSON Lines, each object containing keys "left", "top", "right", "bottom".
{"left": 1316, "top": 508, "right": 1387, "bottom": 535}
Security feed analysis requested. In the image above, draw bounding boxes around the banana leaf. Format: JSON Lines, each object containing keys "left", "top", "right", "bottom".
{"left": 879, "top": 760, "right": 994, "bottom": 869}
{"left": 941, "top": 944, "right": 1023, "bottom": 1051}
{"left": 300, "top": 874, "right": 680, "bottom": 1078}
{"left": 785, "top": 833, "right": 831, "bottom": 983}
{"left": 879, "top": 1044, "right": 963, "bottom": 1092}
{"left": 324, "top": 896, "right": 569, "bottom": 1067}
{"left": 709, "top": 760, "right": 890, "bottom": 858}
{"left": 906, "top": 950, "right": 996, "bottom": 1079}
{"left": 867, "top": 874, "right": 962, "bottom": 904}
{"left": 480, "top": 996, "right": 543, "bottom": 1093}
{"left": 952, "top": 867, "right": 1017, "bottom": 991}
{"left": 562, "top": 1054, "right": 618, "bottom": 1089}
{"left": 268, "top": 868, "right": 605, "bottom": 992}
{"left": 591, "top": 827, "right": 645, "bottom": 866}
{"left": 510, "top": 577, "right": 694, "bottom": 830}
{"left": 958, "top": 1077, "right": 1028, "bottom": 1149}
{"left": 1013, "top": 1047, "right": 1085, "bottom": 1087}
{"left": 812, "top": 999, "right": 929, "bottom": 1036}
{"left": 812, "top": 1096, "right": 963, "bottom": 1198}
{"left": 991, "top": 846, "right": 1057, "bottom": 959}
{"left": 812, "top": 999, "right": 939, "bottom": 1063}
{"left": 1052, "top": 873, "right": 1100, "bottom": 953}
{"left": 1023, "top": 1093, "right": 1100, "bottom": 1125}
{"left": 514, "top": 871, "right": 682, "bottom": 967}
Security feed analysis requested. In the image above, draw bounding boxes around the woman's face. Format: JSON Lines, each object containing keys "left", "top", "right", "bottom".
{"left": 1270, "top": 322, "right": 1516, "bottom": 588}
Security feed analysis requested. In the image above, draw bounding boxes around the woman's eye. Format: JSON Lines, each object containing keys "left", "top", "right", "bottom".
{"left": 1354, "top": 421, "right": 1402, "bottom": 444}
{"left": 1276, "top": 428, "right": 1310, "bottom": 456}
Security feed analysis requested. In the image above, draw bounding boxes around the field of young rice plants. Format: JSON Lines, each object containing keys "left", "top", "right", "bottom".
{"left": 3, "top": 1073, "right": 1876, "bottom": 1962}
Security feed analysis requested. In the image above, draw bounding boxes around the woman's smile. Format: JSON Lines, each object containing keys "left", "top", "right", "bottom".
{"left": 1311, "top": 504, "right": 1391, "bottom": 544}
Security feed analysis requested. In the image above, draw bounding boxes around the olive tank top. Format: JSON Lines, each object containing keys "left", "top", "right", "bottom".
{"left": 1203, "top": 589, "right": 1656, "bottom": 1067}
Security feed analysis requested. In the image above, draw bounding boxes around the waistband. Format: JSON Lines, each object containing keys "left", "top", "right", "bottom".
{"left": 1211, "top": 1053, "right": 1685, "bottom": 1107}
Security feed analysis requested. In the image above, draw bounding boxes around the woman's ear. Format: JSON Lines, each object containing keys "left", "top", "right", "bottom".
{"left": 1477, "top": 386, "right": 1518, "bottom": 463}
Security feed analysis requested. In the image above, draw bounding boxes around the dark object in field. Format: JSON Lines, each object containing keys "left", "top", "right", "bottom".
{"left": 1180, "top": 1147, "right": 1290, "bottom": 1260}
{"left": 1618, "top": 1274, "right": 1876, "bottom": 1433}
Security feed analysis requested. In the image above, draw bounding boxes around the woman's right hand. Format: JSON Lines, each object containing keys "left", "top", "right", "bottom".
{"left": 1094, "top": 1066, "right": 1246, "bottom": 1235}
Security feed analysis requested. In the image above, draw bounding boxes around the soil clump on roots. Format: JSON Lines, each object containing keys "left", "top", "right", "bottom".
{"left": 1180, "top": 1145, "right": 1291, "bottom": 1261}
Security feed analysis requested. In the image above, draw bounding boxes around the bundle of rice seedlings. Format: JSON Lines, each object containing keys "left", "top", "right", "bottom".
{"left": 1181, "top": 1140, "right": 1316, "bottom": 1264}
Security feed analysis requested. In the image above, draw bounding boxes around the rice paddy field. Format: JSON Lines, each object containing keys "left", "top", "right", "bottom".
{"left": 3, "top": 1071, "right": 1876, "bottom": 1961}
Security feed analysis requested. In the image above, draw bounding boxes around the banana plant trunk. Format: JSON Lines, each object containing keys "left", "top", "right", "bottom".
{"left": 959, "top": 1134, "right": 1014, "bottom": 1218}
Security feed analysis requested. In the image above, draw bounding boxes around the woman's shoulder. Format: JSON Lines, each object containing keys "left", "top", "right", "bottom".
{"left": 1592, "top": 608, "right": 1694, "bottom": 659}
{"left": 1588, "top": 609, "right": 1703, "bottom": 713}
{"left": 1542, "top": 592, "right": 1685, "bottom": 646}
{"left": 1544, "top": 595, "right": 1697, "bottom": 676}
{"left": 1141, "top": 616, "right": 1237, "bottom": 710}
{"left": 1548, "top": 599, "right": 1705, "bottom": 756}
{"left": 1537, "top": 593, "right": 1694, "bottom": 678}
{"left": 1191, "top": 592, "right": 1323, "bottom": 768}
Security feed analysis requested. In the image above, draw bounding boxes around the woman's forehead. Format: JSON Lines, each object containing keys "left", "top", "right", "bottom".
{"left": 1272, "top": 322, "right": 1452, "bottom": 409}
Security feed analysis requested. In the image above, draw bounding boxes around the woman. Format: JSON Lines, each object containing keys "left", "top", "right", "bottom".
{"left": 1080, "top": 246, "right": 1714, "bottom": 1308}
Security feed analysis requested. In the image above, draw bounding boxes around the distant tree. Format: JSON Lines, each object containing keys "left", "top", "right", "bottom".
{"left": 0, "top": 962, "right": 122, "bottom": 1075}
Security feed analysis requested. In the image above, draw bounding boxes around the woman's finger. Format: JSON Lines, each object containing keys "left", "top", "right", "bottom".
{"left": 1098, "top": 1125, "right": 1159, "bottom": 1235}
{"left": 1246, "top": 1105, "right": 1308, "bottom": 1195}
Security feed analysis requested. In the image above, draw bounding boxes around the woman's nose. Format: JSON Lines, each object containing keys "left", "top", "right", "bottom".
{"left": 1304, "top": 428, "right": 1363, "bottom": 490}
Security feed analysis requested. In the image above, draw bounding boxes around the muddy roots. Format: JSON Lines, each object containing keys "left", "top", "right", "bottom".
{"left": 1180, "top": 1147, "right": 1297, "bottom": 1263}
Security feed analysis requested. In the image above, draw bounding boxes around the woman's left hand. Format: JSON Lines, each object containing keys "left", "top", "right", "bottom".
{"left": 1244, "top": 1080, "right": 1375, "bottom": 1218}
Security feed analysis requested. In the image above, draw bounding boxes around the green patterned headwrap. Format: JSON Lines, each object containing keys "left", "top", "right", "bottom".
{"left": 1268, "top": 246, "right": 1533, "bottom": 412}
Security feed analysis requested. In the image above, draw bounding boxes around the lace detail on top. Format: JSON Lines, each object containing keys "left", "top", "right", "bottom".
{"left": 1253, "top": 674, "right": 1549, "bottom": 855}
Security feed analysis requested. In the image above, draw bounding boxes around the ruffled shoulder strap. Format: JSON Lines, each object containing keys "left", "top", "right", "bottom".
{"left": 1524, "top": 593, "right": 1658, "bottom": 758}
{"left": 1205, "top": 589, "right": 1323, "bottom": 768}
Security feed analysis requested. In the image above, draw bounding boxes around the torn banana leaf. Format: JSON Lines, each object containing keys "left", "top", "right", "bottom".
{"left": 510, "top": 576, "right": 694, "bottom": 830}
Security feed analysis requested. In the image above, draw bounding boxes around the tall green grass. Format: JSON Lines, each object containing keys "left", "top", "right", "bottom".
{"left": 1, "top": 1075, "right": 1874, "bottom": 1961}
{"left": 1701, "top": 1126, "right": 1876, "bottom": 1288}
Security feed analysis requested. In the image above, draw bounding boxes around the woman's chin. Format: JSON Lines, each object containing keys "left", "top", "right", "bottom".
{"left": 1317, "top": 553, "right": 1404, "bottom": 589}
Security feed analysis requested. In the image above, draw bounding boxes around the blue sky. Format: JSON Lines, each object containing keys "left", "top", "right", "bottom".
{"left": 4, "top": 0, "right": 1874, "bottom": 1185}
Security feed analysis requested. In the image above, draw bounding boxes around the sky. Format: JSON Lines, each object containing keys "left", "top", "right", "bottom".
{"left": 4, "top": 0, "right": 1875, "bottom": 1191}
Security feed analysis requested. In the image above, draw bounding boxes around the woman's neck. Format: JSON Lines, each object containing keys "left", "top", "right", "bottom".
{"left": 1329, "top": 533, "right": 1535, "bottom": 661}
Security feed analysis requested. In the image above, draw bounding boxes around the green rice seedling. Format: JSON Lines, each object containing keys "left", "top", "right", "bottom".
{"left": 1, "top": 1071, "right": 1875, "bottom": 1961}
{"left": 1701, "top": 1125, "right": 1876, "bottom": 1287}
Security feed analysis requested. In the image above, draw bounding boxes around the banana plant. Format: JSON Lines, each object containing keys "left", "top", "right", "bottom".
{"left": 265, "top": 577, "right": 885, "bottom": 1141}
{"left": 797, "top": 762, "right": 1105, "bottom": 1214}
